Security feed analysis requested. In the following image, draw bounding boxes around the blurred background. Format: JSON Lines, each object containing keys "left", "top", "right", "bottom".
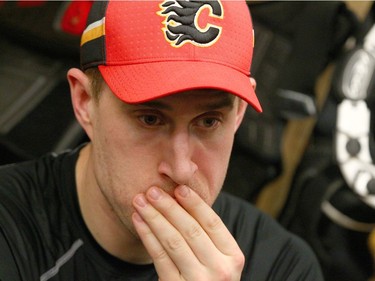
{"left": 1, "top": 1, "right": 375, "bottom": 280}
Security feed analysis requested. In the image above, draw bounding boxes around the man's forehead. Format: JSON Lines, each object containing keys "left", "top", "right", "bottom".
{"left": 178, "top": 89, "right": 235, "bottom": 98}
{"left": 139, "top": 89, "right": 236, "bottom": 109}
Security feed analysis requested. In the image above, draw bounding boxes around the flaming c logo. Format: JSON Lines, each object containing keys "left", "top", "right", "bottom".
{"left": 158, "top": 0, "right": 223, "bottom": 48}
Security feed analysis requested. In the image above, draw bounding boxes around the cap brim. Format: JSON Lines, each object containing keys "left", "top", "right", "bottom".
{"left": 99, "top": 61, "right": 262, "bottom": 112}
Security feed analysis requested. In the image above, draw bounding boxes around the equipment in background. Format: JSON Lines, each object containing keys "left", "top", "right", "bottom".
{"left": 0, "top": 1, "right": 91, "bottom": 164}
{"left": 279, "top": 4, "right": 375, "bottom": 280}
{"left": 224, "top": 1, "right": 356, "bottom": 202}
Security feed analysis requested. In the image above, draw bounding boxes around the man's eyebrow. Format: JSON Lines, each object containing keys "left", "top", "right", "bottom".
{"left": 137, "top": 100, "right": 172, "bottom": 110}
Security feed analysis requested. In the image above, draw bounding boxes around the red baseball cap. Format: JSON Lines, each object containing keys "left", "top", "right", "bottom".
{"left": 80, "top": 0, "right": 262, "bottom": 112}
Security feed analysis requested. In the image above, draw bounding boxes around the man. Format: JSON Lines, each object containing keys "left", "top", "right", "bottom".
{"left": 0, "top": 0, "right": 324, "bottom": 280}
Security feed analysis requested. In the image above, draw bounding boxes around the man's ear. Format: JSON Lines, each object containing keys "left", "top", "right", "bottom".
{"left": 235, "top": 99, "right": 248, "bottom": 131}
{"left": 234, "top": 78, "right": 256, "bottom": 131}
{"left": 250, "top": 78, "right": 257, "bottom": 91}
{"left": 67, "top": 68, "right": 94, "bottom": 140}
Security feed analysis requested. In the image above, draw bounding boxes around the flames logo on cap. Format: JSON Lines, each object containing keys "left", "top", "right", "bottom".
{"left": 158, "top": 0, "right": 223, "bottom": 48}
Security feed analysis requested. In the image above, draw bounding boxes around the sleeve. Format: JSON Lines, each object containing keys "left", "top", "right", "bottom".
{"left": 214, "top": 193, "right": 324, "bottom": 281}
{"left": 266, "top": 234, "right": 324, "bottom": 281}
{"left": 0, "top": 227, "right": 22, "bottom": 281}
{"left": 0, "top": 169, "right": 41, "bottom": 281}
{"left": 243, "top": 210, "right": 324, "bottom": 281}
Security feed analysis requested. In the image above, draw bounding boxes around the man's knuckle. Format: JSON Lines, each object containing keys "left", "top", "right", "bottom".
{"left": 233, "top": 252, "right": 245, "bottom": 270}
{"left": 210, "top": 254, "right": 244, "bottom": 281}
{"left": 153, "top": 248, "right": 168, "bottom": 262}
{"left": 214, "top": 266, "right": 232, "bottom": 281}
{"left": 185, "top": 223, "right": 203, "bottom": 240}
{"left": 165, "top": 235, "right": 184, "bottom": 251}
{"left": 206, "top": 215, "right": 223, "bottom": 231}
{"left": 165, "top": 199, "right": 176, "bottom": 211}
{"left": 148, "top": 210, "right": 161, "bottom": 221}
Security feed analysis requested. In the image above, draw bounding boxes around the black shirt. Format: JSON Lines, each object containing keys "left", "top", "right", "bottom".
{"left": 0, "top": 146, "right": 324, "bottom": 280}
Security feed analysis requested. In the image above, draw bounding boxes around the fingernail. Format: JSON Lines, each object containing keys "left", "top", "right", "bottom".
{"left": 177, "top": 185, "right": 189, "bottom": 197}
{"left": 133, "top": 212, "right": 144, "bottom": 223}
{"left": 148, "top": 187, "right": 162, "bottom": 200}
{"left": 134, "top": 194, "right": 147, "bottom": 207}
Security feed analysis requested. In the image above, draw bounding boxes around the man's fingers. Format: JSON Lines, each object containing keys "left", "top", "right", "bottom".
{"left": 174, "top": 186, "right": 245, "bottom": 277}
{"left": 132, "top": 193, "right": 201, "bottom": 279}
{"left": 132, "top": 211, "right": 181, "bottom": 280}
{"left": 174, "top": 185, "right": 243, "bottom": 258}
{"left": 142, "top": 187, "right": 222, "bottom": 267}
{"left": 132, "top": 187, "right": 245, "bottom": 280}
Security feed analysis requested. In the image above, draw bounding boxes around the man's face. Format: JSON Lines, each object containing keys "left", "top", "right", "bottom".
{"left": 87, "top": 84, "right": 247, "bottom": 237}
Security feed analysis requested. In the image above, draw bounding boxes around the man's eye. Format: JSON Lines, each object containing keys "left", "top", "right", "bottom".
{"left": 198, "top": 117, "right": 220, "bottom": 128}
{"left": 139, "top": 115, "right": 162, "bottom": 126}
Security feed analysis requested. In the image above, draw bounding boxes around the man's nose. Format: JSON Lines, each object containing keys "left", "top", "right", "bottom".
{"left": 157, "top": 130, "right": 198, "bottom": 186}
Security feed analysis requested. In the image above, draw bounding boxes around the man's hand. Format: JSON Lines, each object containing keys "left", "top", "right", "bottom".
{"left": 132, "top": 185, "right": 245, "bottom": 281}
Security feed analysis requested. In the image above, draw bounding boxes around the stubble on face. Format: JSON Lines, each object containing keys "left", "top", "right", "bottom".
{"left": 86, "top": 88, "right": 238, "bottom": 245}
